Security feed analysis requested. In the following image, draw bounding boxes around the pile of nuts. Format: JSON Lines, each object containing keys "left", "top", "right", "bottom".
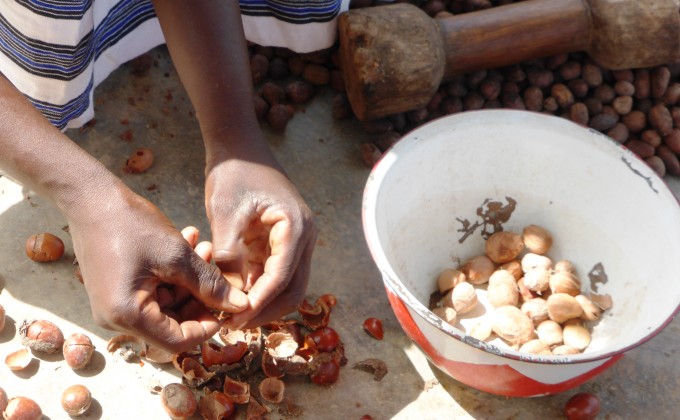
{"left": 244, "top": 0, "right": 680, "bottom": 178}
{"left": 429, "top": 225, "right": 613, "bottom": 355}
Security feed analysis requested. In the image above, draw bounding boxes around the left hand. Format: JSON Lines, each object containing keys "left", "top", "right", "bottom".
{"left": 204, "top": 156, "right": 318, "bottom": 329}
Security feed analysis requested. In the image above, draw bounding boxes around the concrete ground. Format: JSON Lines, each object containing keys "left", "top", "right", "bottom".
{"left": 1, "top": 46, "right": 679, "bottom": 419}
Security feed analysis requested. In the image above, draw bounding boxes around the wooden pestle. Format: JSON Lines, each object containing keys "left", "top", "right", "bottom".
{"left": 338, "top": 0, "right": 680, "bottom": 120}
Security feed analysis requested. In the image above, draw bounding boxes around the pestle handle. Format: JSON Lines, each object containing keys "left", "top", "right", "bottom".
{"left": 439, "top": 0, "right": 590, "bottom": 78}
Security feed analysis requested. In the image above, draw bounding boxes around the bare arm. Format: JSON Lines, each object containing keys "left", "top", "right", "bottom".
{"left": 151, "top": 1, "right": 318, "bottom": 328}
{"left": 150, "top": 0, "right": 272, "bottom": 167}
{"left": 0, "top": 74, "right": 248, "bottom": 352}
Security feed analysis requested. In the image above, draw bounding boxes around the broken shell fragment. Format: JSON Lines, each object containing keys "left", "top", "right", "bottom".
{"left": 265, "top": 332, "right": 298, "bottom": 359}
{"left": 201, "top": 341, "right": 248, "bottom": 368}
{"left": 198, "top": 390, "right": 235, "bottom": 420}
{"left": 223, "top": 376, "right": 250, "bottom": 404}
{"left": 259, "top": 377, "right": 285, "bottom": 404}
{"left": 180, "top": 357, "right": 216, "bottom": 388}
{"left": 5, "top": 348, "right": 33, "bottom": 371}
{"left": 298, "top": 297, "right": 333, "bottom": 330}
{"left": 352, "top": 358, "right": 388, "bottom": 381}
{"left": 144, "top": 345, "right": 174, "bottom": 364}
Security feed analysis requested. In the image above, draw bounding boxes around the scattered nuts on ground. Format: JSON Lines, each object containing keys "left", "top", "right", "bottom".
{"left": 124, "top": 147, "right": 154, "bottom": 174}
{"left": 25, "top": 232, "right": 65, "bottom": 262}
{"left": 20, "top": 319, "right": 65, "bottom": 354}
{"left": 362, "top": 318, "right": 384, "bottom": 340}
{"left": 564, "top": 392, "right": 601, "bottom": 420}
{"left": 3, "top": 396, "right": 42, "bottom": 420}
{"left": 61, "top": 384, "right": 92, "bottom": 417}
{"left": 63, "top": 333, "right": 96, "bottom": 370}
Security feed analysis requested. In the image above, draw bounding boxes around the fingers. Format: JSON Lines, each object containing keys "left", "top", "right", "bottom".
{"left": 133, "top": 298, "right": 221, "bottom": 354}
{"left": 181, "top": 226, "right": 200, "bottom": 248}
{"left": 194, "top": 240, "right": 212, "bottom": 262}
{"left": 228, "top": 223, "right": 315, "bottom": 328}
{"left": 182, "top": 251, "right": 249, "bottom": 312}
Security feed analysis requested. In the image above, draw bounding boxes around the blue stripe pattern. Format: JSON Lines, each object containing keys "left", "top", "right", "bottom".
{"left": 29, "top": 77, "right": 95, "bottom": 129}
{"left": 240, "top": 0, "right": 341, "bottom": 23}
{"left": 2, "top": 0, "right": 343, "bottom": 129}
{"left": 1, "top": 0, "right": 157, "bottom": 128}
{"left": 15, "top": 0, "right": 93, "bottom": 19}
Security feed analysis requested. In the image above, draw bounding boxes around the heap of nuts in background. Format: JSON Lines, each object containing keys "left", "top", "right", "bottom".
{"left": 247, "top": 0, "right": 680, "bottom": 178}
{"left": 429, "top": 225, "right": 613, "bottom": 355}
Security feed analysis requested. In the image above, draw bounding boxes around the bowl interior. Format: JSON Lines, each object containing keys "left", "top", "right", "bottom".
{"left": 363, "top": 110, "right": 680, "bottom": 361}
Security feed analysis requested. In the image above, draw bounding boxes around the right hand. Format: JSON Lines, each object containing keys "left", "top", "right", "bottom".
{"left": 68, "top": 187, "right": 248, "bottom": 353}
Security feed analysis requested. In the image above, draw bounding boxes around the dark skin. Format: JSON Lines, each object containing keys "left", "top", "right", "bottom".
{"left": 0, "top": 1, "right": 317, "bottom": 353}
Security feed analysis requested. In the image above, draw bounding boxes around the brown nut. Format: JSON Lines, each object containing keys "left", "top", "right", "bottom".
{"left": 575, "top": 295, "right": 602, "bottom": 321}
{"left": 499, "top": 260, "right": 523, "bottom": 280}
{"left": 521, "top": 253, "right": 553, "bottom": 273}
{"left": 536, "top": 320, "right": 563, "bottom": 346}
{"left": 554, "top": 260, "right": 578, "bottom": 275}
{"left": 521, "top": 298, "right": 550, "bottom": 326}
{"left": 519, "top": 339, "right": 552, "bottom": 355}
{"left": 3, "top": 397, "right": 42, "bottom": 420}
{"left": 431, "top": 306, "right": 457, "bottom": 325}
{"left": 562, "top": 320, "right": 591, "bottom": 351}
{"left": 267, "top": 104, "right": 294, "bottom": 132}
{"left": 302, "top": 63, "right": 330, "bottom": 86}
{"left": 491, "top": 305, "right": 535, "bottom": 347}
{"left": 442, "top": 282, "right": 478, "bottom": 314}
{"left": 61, "top": 384, "right": 92, "bottom": 416}
{"left": 63, "top": 333, "right": 95, "bottom": 370}
{"left": 436, "top": 268, "right": 466, "bottom": 293}
{"left": 552, "top": 344, "right": 580, "bottom": 355}
{"left": 523, "top": 267, "right": 551, "bottom": 293}
{"left": 487, "top": 270, "right": 519, "bottom": 308}
{"left": 124, "top": 147, "right": 154, "bottom": 174}
{"left": 461, "top": 255, "right": 496, "bottom": 285}
{"left": 549, "top": 271, "right": 582, "bottom": 296}
{"left": 20, "top": 319, "right": 65, "bottom": 354}
{"left": 547, "top": 293, "right": 583, "bottom": 323}
{"left": 25, "top": 232, "right": 65, "bottom": 262}
{"left": 468, "top": 321, "right": 493, "bottom": 341}
{"left": 161, "top": 383, "right": 197, "bottom": 420}
{"left": 522, "top": 225, "right": 553, "bottom": 255}
{"left": 485, "top": 231, "right": 524, "bottom": 264}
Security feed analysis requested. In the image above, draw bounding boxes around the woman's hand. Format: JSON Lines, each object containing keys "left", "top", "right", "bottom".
{"left": 205, "top": 157, "right": 317, "bottom": 329}
{"left": 68, "top": 187, "right": 249, "bottom": 354}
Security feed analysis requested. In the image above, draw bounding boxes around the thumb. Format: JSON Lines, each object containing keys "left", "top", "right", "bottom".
{"left": 174, "top": 251, "right": 249, "bottom": 313}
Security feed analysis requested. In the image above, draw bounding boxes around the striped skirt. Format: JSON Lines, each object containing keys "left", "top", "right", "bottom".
{"left": 0, "top": 0, "right": 350, "bottom": 130}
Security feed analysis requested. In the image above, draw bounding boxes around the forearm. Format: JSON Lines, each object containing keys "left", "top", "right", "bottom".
{"left": 0, "top": 76, "right": 123, "bottom": 221}
{"left": 151, "top": 0, "right": 272, "bottom": 168}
